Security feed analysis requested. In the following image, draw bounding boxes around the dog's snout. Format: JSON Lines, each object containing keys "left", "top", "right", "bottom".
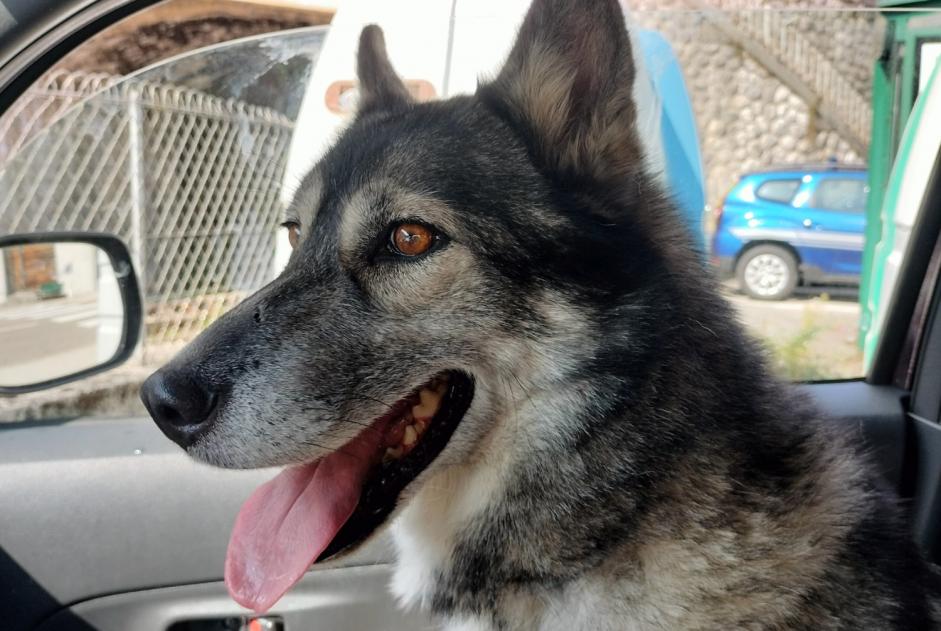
{"left": 141, "top": 369, "right": 218, "bottom": 448}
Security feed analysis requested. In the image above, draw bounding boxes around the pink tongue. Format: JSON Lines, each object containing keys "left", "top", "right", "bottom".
{"left": 224, "top": 429, "right": 383, "bottom": 612}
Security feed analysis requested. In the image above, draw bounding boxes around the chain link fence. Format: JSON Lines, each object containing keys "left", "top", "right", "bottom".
{"left": 0, "top": 69, "right": 294, "bottom": 360}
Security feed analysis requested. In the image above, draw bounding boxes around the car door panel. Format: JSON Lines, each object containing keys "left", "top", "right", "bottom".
{"left": 38, "top": 568, "right": 431, "bottom": 631}
{"left": 801, "top": 381, "right": 908, "bottom": 491}
{"left": 792, "top": 175, "right": 867, "bottom": 280}
{"left": 791, "top": 223, "right": 865, "bottom": 281}
{"left": 0, "top": 418, "right": 422, "bottom": 630}
{"left": 0, "top": 385, "right": 913, "bottom": 631}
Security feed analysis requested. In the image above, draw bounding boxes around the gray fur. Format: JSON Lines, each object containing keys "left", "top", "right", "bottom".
{"left": 148, "top": 0, "right": 941, "bottom": 628}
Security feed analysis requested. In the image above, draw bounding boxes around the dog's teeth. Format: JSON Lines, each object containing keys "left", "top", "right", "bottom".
{"left": 403, "top": 425, "right": 418, "bottom": 447}
{"left": 415, "top": 419, "right": 428, "bottom": 435}
{"left": 385, "top": 446, "right": 403, "bottom": 460}
{"left": 412, "top": 388, "right": 442, "bottom": 420}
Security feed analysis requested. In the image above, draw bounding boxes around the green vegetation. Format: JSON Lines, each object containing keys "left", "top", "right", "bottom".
{"left": 762, "top": 318, "right": 827, "bottom": 381}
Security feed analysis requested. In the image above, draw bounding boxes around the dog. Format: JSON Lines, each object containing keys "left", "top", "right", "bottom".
{"left": 140, "top": 0, "right": 941, "bottom": 628}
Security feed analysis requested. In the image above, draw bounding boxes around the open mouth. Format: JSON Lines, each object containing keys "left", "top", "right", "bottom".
{"left": 224, "top": 371, "right": 474, "bottom": 612}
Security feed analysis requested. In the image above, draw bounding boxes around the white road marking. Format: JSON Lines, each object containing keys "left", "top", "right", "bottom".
{"left": 51, "top": 309, "right": 99, "bottom": 323}
{"left": 0, "top": 301, "right": 97, "bottom": 321}
{"left": 0, "top": 322, "right": 39, "bottom": 334}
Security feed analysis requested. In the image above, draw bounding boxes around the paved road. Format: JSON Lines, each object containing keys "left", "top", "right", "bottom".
{"left": 0, "top": 298, "right": 115, "bottom": 387}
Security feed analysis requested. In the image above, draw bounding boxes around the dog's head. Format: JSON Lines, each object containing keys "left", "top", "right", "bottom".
{"left": 141, "top": 0, "right": 693, "bottom": 613}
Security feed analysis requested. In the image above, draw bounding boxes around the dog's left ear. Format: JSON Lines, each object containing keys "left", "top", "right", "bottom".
{"left": 480, "top": 0, "right": 642, "bottom": 182}
{"left": 357, "top": 25, "right": 412, "bottom": 115}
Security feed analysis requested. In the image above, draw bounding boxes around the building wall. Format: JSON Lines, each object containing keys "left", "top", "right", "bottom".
{"left": 632, "top": 3, "right": 882, "bottom": 210}
{"left": 54, "top": 243, "right": 99, "bottom": 297}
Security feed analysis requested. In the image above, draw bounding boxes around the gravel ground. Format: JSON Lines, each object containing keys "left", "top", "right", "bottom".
{"left": 722, "top": 289, "right": 863, "bottom": 380}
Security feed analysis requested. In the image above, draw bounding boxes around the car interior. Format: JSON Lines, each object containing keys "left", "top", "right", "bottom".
{"left": 1, "top": 1, "right": 941, "bottom": 630}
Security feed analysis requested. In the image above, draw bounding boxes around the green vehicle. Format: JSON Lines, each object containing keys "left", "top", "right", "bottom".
{"left": 37, "top": 281, "right": 64, "bottom": 300}
{"left": 861, "top": 0, "right": 941, "bottom": 370}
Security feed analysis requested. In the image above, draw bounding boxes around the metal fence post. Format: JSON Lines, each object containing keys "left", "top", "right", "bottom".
{"left": 127, "top": 85, "right": 147, "bottom": 359}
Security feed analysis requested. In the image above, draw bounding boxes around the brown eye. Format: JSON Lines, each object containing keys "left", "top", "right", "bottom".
{"left": 390, "top": 223, "right": 436, "bottom": 257}
{"left": 284, "top": 222, "right": 301, "bottom": 249}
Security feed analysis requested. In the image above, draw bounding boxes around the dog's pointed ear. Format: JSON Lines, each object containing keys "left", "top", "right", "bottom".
{"left": 356, "top": 25, "right": 412, "bottom": 115}
{"left": 481, "top": 0, "right": 642, "bottom": 182}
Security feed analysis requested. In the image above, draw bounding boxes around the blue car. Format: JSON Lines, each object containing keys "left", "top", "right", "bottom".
{"left": 711, "top": 164, "right": 868, "bottom": 300}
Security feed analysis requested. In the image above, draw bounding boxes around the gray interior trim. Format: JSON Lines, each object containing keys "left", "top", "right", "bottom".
{"left": 39, "top": 567, "right": 431, "bottom": 631}
{"left": 801, "top": 381, "right": 908, "bottom": 490}
{"left": 0, "top": 3, "right": 15, "bottom": 36}
{"left": 910, "top": 414, "right": 941, "bottom": 562}
{"left": 0, "top": 418, "right": 396, "bottom": 629}
{"left": 0, "top": 0, "right": 157, "bottom": 112}
{"left": 1, "top": 0, "right": 110, "bottom": 72}
{"left": 911, "top": 265, "right": 941, "bottom": 422}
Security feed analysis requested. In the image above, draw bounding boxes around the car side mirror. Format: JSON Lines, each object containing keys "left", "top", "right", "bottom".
{"left": 0, "top": 233, "right": 142, "bottom": 395}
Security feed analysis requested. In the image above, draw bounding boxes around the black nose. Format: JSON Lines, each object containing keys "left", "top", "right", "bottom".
{"left": 141, "top": 369, "right": 218, "bottom": 448}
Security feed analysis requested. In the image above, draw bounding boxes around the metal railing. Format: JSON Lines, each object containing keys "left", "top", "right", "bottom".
{"left": 0, "top": 70, "right": 294, "bottom": 358}
{"left": 695, "top": 4, "right": 873, "bottom": 154}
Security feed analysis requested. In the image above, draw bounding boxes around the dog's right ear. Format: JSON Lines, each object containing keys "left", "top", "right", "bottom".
{"left": 356, "top": 25, "right": 412, "bottom": 115}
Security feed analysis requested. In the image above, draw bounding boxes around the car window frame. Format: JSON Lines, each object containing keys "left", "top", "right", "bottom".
{"left": 0, "top": 0, "right": 160, "bottom": 116}
{"left": 870, "top": 148, "right": 941, "bottom": 387}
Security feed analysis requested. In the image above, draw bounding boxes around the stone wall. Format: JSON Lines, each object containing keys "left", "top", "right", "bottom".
{"left": 631, "top": 3, "right": 882, "bottom": 210}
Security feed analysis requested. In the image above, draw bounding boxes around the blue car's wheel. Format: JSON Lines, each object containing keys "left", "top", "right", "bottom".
{"left": 736, "top": 244, "right": 798, "bottom": 301}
